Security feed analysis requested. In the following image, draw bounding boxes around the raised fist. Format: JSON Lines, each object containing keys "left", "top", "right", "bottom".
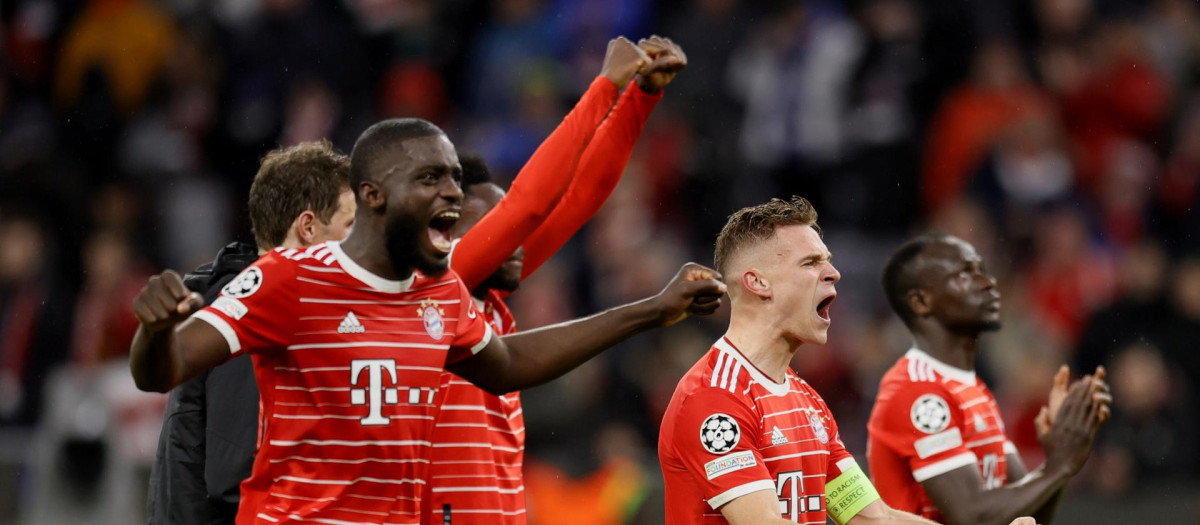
{"left": 636, "top": 35, "right": 688, "bottom": 93}
{"left": 132, "top": 270, "right": 204, "bottom": 333}
{"left": 600, "top": 36, "right": 652, "bottom": 88}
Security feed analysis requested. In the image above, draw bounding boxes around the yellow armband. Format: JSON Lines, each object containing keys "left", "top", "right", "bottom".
{"left": 825, "top": 463, "right": 880, "bottom": 525}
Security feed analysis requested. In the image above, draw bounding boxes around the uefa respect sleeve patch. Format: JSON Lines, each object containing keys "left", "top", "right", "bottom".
{"left": 704, "top": 450, "right": 756, "bottom": 480}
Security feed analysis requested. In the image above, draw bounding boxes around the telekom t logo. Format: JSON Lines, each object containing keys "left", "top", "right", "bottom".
{"left": 350, "top": 359, "right": 399, "bottom": 426}
{"left": 777, "top": 470, "right": 822, "bottom": 520}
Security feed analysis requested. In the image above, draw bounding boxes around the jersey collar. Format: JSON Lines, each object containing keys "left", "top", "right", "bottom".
{"left": 714, "top": 337, "right": 790, "bottom": 397}
{"left": 905, "top": 347, "right": 976, "bottom": 384}
{"left": 327, "top": 241, "right": 415, "bottom": 293}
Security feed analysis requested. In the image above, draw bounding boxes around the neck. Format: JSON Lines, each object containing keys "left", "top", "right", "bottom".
{"left": 339, "top": 228, "right": 412, "bottom": 281}
{"left": 725, "top": 307, "right": 799, "bottom": 383}
{"left": 910, "top": 323, "right": 979, "bottom": 371}
{"left": 471, "top": 285, "right": 490, "bottom": 301}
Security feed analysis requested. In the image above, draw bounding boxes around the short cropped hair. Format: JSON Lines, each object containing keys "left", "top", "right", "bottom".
{"left": 349, "top": 118, "right": 445, "bottom": 188}
{"left": 248, "top": 140, "right": 350, "bottom": 251}
{"left": 458, "top": 152, "right": 492, "bottom": 190}
{"left": 714, "top": 196, "right": 822, "bottom": 274}
{"left": 881, "top": 232, "right": 951, "bottom": 326}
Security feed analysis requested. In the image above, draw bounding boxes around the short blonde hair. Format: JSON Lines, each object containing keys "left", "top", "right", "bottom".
{"left": 714, "top": 196, "right": 821, "bottom": 274}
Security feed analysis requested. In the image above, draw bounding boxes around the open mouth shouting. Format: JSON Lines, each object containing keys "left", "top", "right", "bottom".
{"left": 428, "top": 209, "right": 460, "bottom": 256}
{"left": 816, "top": 292, "right": 836, "bottom": 324}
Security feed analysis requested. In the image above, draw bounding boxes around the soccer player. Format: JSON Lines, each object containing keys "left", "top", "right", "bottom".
{"left": 657, "top": 197, "right": 1036, "bottom": 525}
{"left": 425, "top": 36, "right": 686, "bottom": 525}
{"left": 146, "top": 140, "right": 355, "bottom": 525}
{"left": 130, "top": 97, "right": 724, "bottom": 525}
{"left": 867, "top": 233, "right": 1111, "bottom": 525}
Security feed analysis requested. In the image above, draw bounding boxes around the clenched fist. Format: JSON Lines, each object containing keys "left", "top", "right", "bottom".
{"left": 636, "top": 35, "right": 688, "bottom": 93}
{"left": 132, "top": 270, "right": 204, "bottom": 333}
{"left": 651, "top": 262, "right": 727, "bottom": 327}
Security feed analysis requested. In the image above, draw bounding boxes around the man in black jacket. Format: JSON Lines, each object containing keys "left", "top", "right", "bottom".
{"left": 146, "top": 140, "right": 356, "bottom": 525}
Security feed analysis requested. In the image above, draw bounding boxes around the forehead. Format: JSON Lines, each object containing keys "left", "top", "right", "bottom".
{"left": 773, "top": 223, "right": 827, "bottom": 257}
{"left": 376, "top": 134, "right": 458, "bottom": 177}
{"left": 920, "top": 238, "right": 981, "bottom": 272}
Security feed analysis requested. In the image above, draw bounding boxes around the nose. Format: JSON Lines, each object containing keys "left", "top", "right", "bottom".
{"left": 441, "top": 176, "right": 463, "bottom": 203}
{"left": 824, "top": 262, "right": 841, "bottom": 284}
{"left": 980, "top": 273, "right": 997, "bottom": 290}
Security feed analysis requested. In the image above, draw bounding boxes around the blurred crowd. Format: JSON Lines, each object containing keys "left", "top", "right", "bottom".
{"left": 1, "top": 0, "right": 1199, "bottom": 523}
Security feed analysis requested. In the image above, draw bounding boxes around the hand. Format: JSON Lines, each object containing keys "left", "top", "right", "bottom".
{"left": 132, "top": 270, "right": 204, "bottom": 334}
{"left": 651, "top": 263, "right": 727, "bottom": 327}
{"left": 1035, "top": 365, "right": 1070, "bottom": 438}
{"left": 1008, "top": 518, "right": 1039, "bottom": 525}
{"left": 636, "top": 35, "right": 687, "bottom": 93}
{"left": 1040, "top": 375, "right": 1109, "bottom": 477}
{"left": 600, "top": 36, "right": 651, "bottom": 88}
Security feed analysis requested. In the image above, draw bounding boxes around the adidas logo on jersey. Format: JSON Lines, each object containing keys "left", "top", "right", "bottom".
{"left": 771, "top": 426, "right": 788, "bottom": 446}
{"left": 338, "top": 312, "right": 365, "bottom": 334}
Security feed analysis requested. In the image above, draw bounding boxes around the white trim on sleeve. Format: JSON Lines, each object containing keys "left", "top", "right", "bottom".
{"left": 469, "top": 322, "right": 494, "bottom": 355}
{"left": 836, "top": 457, "right": 858, "bottom": 473}
{"left": 911, "top": 452, "right": 978, "bottom": 482}
{"left": 192, "top": 310, "right": 242, "bottom": 354}
{"left": 707, "top": 479, "right": 775, "bottom": 509}
{"left": 1003, "top": 441, "right": 1018, "bottom": 455}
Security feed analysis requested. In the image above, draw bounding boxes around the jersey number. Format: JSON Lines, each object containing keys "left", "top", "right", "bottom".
{"left": 777, "top": 470, "right": 822, "bottom": 521}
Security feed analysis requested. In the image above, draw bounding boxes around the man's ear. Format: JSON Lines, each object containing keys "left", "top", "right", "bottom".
{"left": 358, "top": 180, "right": 384, "bottom": 210}
{"left": 741, "top": 269, "right": 772, "bottom": 299}
{"left": 294, "top": 210, "right": 318, "bottom": 244}
{"left": 907, "top": 289, "right": 933, "bottom": 318}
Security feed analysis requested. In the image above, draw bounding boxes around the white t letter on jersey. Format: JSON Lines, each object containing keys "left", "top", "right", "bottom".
{"left": 350, "top": 359, "right": 400, "bottom": 425}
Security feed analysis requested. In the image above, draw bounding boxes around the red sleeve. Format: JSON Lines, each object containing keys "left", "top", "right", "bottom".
{"left": 870, "top": 381, "right": 976, "bottom": 483}
{"left": 520, "top": 84, "right": 662, "bottom": 278}
{"left": 190, "top": 253, "right": 295, "bottom": 356}
{"left": 445, "top": 277, "right": 494, "bottom": 365}
{"left": 666, "top": 387, "right": 774, "bottom": 509}
{"left": 451, "top": 75, "right": 619, "bottom": 289}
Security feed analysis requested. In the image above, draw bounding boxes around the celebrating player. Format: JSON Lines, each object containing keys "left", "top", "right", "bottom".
{"left": 146, "top": 141, "right": 355, "bottom": 525}
{"left": 129, "top": 112, "right": 724, "bottom": 524}
{"left": 657, "top": 197, "right": 1036, "bottom": 525}
{"left": 867, "top": 233, "right": 1111, "bottom": 525}
{"left": 424, "top": 35, "right": 685, "bottom": 525}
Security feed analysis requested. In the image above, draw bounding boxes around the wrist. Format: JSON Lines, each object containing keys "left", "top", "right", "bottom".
{"left": 636, "top": 77, "right": 662, "bottom": 95}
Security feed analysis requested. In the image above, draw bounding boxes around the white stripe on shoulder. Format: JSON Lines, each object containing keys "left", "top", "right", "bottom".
{"left": 727, "top": 360, "right": 743, "bottom": 393}
{"left": 710, "top": 352, "right": 727, "bottom": 388}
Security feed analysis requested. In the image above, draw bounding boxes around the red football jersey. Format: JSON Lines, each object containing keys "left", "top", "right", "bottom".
{"left": 659, "top": 338, "right": 868, "bottom": 525}
{"left": 423, "top": 290, "right": 526, "bottom": 525}
{"left": 191, "top": 242, "right": 493, "bottom": 525}
{"left": 867, "top": 348, "right": 1016, "bottom": 521}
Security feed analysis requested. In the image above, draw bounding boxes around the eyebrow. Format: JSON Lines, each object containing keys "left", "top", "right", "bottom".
{"left": 800, "top": 252, "right": 833, "bottom": 264}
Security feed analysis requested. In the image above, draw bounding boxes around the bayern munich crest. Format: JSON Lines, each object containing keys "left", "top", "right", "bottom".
{"left": 700, "top": 414, "right": 740, "bottom": 454}
{"left": 221, "top": 267, "right": 262, "bottom": 298}
{"left": 911, "top": 394, "right": 951, "bottom": 434}
{"left": 418, "top": 300, "right": 446, "bottom": 340}
{"left": 809, "top": 413, "right": 829, "bottom": 444}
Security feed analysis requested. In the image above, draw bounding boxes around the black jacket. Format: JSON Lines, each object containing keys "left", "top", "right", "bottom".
{"left": 146, "top": 242, "right": 262, "bottom": 525}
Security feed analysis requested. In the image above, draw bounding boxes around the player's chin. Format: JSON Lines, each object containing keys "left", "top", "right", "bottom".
{"left": 414, "top": 253, "right": 450, "bottom": 277}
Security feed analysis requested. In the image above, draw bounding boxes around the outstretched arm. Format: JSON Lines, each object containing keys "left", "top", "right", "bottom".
{"left": 521, "top": 37, "right": 686, "bottom": 277}
{"left": 452, "top": 37, "right": 649, "bottom": 289}
{"left": 448, "top": 263, "right": 724, "bottom": 394}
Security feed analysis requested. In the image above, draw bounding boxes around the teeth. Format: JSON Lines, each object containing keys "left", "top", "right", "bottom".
{"left": 435, "top": 211, "right": 460, "bottom": 220}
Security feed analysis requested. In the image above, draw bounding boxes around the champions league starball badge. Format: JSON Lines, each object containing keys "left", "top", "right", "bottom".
{"left": 222, "top": 267, "right": 263, "bottom": 298}
{"left": 700, "top": 414, "right": 740, "bottom": 454}
{"left": 911, "top": 394, "right": 951, "bottom": 434}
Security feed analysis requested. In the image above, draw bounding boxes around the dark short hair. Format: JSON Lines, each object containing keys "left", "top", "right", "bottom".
{"left": 248, "top": 140, "right": 350, "bottom": 251}
{"left": 714, "top": 196, "right": 822, "bottom": 274}
{"left": 881, "top": 232, "right": 952, "bottom": 326}
{"left": 349, "top": 118, "right": 445, "bottom": 188}
{"left": 458, "top": 152, "right": 492, "bottom": 189}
